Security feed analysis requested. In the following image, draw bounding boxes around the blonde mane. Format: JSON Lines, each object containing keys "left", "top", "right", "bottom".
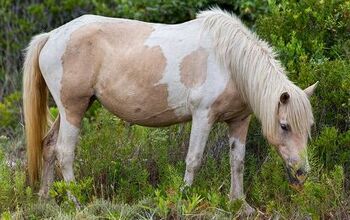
{"left": 198, "top": 8, "right": 313, "bottom": 137}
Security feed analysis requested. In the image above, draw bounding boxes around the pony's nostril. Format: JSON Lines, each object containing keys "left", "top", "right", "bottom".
{"left": 296, "top": 168, "right": 304, "bottom": 177}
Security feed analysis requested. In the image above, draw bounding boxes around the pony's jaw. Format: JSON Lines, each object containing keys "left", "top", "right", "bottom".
{"left": 266, "top": 124, "right": 310, "bottom": 184}
{"left": 266, "top": 134, "right": 309, "bottom": 188}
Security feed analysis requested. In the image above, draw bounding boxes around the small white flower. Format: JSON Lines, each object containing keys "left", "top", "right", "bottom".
{"left": 0, "top": 135, "right": 8, "bottom": 141}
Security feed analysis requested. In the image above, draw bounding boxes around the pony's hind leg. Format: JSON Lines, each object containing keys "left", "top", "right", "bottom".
{"left": 55, "top": 96, "right": 95, "bottom": 183}
{"left": 56, "top": 115, "right": 82, "bottom": 208}
{"left": 56, "top": 116, "right": 80, "bottom": 183}
{"left": 39, "top": 116, "right": 60, "bottom": 198}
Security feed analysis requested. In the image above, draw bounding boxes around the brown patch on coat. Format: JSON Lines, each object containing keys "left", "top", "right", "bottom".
{"left": 180, "top": 47, "right": 208, "bottom": 88}
{"left": 61, "top": 21, "right": 190, "bottom": 127}
{"left": 208, "top": 79, "right": 250, "bottom": 124}
{"left": 61, "top": 24, "right": 104, "bottom": 127}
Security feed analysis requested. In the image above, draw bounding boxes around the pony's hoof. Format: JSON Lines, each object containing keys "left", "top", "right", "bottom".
{"left": 67, "top": 191, "right": 81, "bottom": 210}
{"left": 231, "top": 199, "right": 256, "bottom": 218}
{"left": 38, "top": 188, "right": 50, "bottom": 200}
{"left": 180, "top": 184, "right": 190, "bottom": 194}
{"left": 242, "top": 202, "right": 256, "bottom": 216}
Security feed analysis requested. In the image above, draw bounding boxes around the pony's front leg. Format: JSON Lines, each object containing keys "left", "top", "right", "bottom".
{"left": 184, "top": 110, "right": 213, "bottom": 186}
{"left": 227, "top": 116, "right": 255, "bottom": 215}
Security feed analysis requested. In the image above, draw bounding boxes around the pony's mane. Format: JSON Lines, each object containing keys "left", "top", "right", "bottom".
{"left": 197, "top": 8, "right": 313, "bottom": 137}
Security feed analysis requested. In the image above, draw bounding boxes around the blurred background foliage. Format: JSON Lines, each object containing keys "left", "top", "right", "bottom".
{"left": 0, "top": 0, "right": 349, "bottom": 218}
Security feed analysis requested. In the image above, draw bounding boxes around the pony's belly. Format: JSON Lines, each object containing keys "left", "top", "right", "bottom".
{"left": 96, "top": 90, "right": 191, "bottom": 127}
{"left": 95, "top": 69, "right": 191, "bottom": 126}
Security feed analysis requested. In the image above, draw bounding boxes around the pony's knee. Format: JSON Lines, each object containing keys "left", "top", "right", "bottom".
{"left": 54, "top": 117, "right": 80, "bottom": 180}
{"left": 230, "top": 150, "right": 245, "bottom": 174}
{"left": 230, "top": 140, "right": 246, "bottom": 175}
{"left": 56, "top": 147, "right": 74, "bottom": 166}
{"left": 186, "top": 155, "right": 202, "bottom": 172}
{"left": 231, "top": 159, "right": 244, "bottom": 173}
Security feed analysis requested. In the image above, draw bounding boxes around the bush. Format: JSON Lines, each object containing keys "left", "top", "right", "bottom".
{"left": 0, "top": 148, "right": 33, "bottom": 212}
{"left": 249, "top": 147, "right": 349, "bottom": 218}
{"left": 49, "top": 178, "right": 93, "bottom": 211}
{"left": 75, "top": 108, "right": 168, "bottom": 202}
{"left": 292, "top": 166, "right": 347, "bottom": 219}
{"left": 75, "top": 108, "right": 230, "bottom": 203}
{"left": 0, "top": 92, "right": 21, "bottom": 136}
{"left": 257, "top": 0, "right": 350, "bottom": 66}
{"left": 298, "top": 60, "right": 350, "bottom": 132}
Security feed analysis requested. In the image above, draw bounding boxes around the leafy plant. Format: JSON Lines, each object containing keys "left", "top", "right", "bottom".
{"left": 0, "top": 148, "right": 32, "bottom": 212}
{"left": 0, "top": 92, "right": 21, "bottom": 136}
{"left": 49, "top": 178, "right": 93, "bottom": 210}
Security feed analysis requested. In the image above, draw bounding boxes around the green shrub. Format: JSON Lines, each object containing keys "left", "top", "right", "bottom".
{"left": 49, "top": 178, "right": 93, "bottom": 210}
{"left": 0, "top": 92, "right": 21, "bottom": 136}
{"left": 301, "top": 61, "right": 349, "bottom": 130}
{"left": 292, "top": 166, "right": 346, "bottom": 219}
{"left": 310, "top": 127, "right": 350, "bottom": 171}
{"left": 249, "top": 147, "right": 349, "bottom": 218}
{"left": 0, "top": 148, "right": 33, "bottom": 212}
{"left": 257, "top": 0, "right": 350, "bottom": 66}
{"left": 76, "top": 108, "right": 173, "bottom": 202}
{"left": 249, "top": 149, "right": 291, "bottom": 214}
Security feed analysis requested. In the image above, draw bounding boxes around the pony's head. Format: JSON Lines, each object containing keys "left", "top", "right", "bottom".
{"left": 265, "top": 82, "right": 318, "bottom": 189}
{"left": 197, "top": 8, "right": 319, "bottom": 188}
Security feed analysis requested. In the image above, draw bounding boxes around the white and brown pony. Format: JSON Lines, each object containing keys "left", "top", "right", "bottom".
{"left": 23, "top": 8, "right": 317, "bottom": 212}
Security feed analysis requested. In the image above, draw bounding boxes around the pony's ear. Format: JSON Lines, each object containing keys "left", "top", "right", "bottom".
{"left": 304, "top": 81, "right": 319, "bottom": 98}
{"left": 280, "top": 92, "right": 290, "bottom": 104}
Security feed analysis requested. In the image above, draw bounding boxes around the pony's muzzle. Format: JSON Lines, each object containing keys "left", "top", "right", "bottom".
{"left": 286, "top": 165, "right": 308, "bottom": 191}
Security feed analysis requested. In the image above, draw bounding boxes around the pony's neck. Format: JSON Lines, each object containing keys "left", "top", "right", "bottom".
{"left": 198, "top": 8, "right": 312, "bottom": 137}
{"left": 232, "top": 51, "right": 292, "bottom": 136}
{"left": 235, "top": 61, "right": 291, "bottom": 133}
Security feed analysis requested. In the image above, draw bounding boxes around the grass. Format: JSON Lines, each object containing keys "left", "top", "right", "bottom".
{"left": 0, "top": 108, "right": 349, "bottom": 219}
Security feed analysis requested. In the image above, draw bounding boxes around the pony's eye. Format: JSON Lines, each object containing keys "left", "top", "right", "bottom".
{"left": 281, "top": 123, "right": 288, "bottom": 131}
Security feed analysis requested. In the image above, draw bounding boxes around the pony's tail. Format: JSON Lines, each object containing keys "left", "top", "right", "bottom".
{"left": 23, "top": 33, "right": 50, "bottom": 185}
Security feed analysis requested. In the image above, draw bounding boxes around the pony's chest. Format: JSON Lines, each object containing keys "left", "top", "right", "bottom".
{"left": 207, "top": 80, "right": 249, "bottom": 123}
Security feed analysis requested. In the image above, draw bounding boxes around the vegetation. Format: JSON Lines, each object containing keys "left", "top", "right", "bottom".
{"left": 0, "top": 0, "right": 349, "bottom": 219}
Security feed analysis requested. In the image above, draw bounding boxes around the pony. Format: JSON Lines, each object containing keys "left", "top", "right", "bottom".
{"left": 23, "top": 8, "right": 317, "bottom": 213}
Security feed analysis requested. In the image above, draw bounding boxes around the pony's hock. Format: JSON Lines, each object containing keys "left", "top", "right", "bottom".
{"left": 23, "top": 8, "right": 317, "bottom": 211}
